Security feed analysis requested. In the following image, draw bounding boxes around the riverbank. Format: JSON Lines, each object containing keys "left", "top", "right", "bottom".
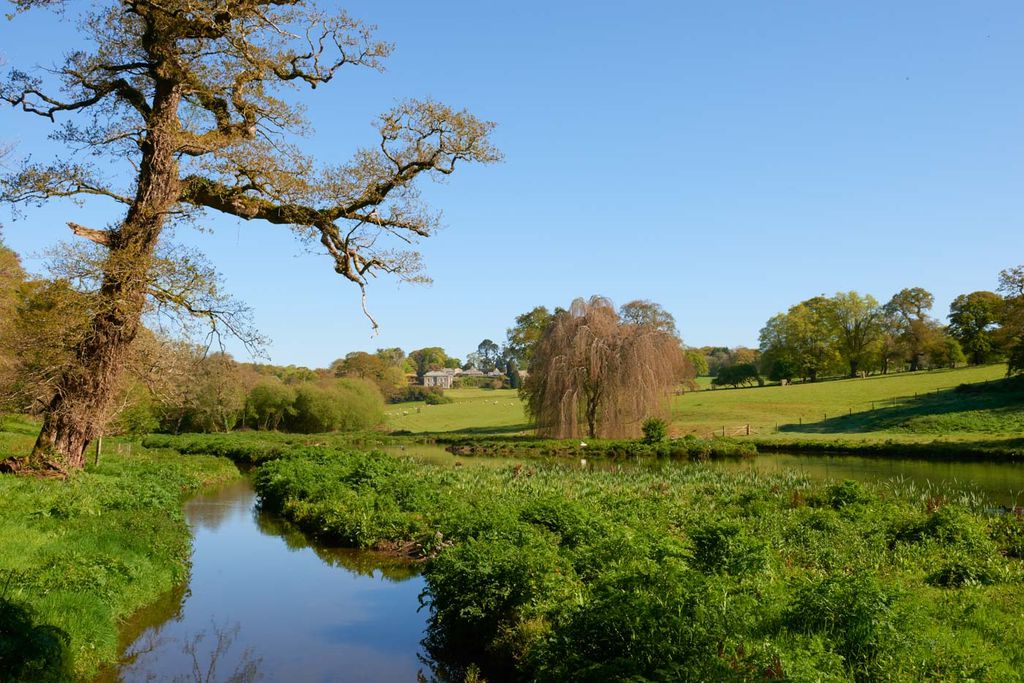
{"left": 0, "top": 438, "right": 239, "bottom": 680}
{"left": 255, "top": 448, "right": 1024, "bottom": 681}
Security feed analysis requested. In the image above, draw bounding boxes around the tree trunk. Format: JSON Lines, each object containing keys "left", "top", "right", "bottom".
{"left": 18, "top": 83, "right": 183, "bottom": 475}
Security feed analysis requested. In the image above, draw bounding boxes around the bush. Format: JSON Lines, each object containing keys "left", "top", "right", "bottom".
{"left": 688, "top": 520, "right": 765, "bottom": 575}
{"left": 424, "top": 391, "right": 453, "bottom": 405}
{"left": 286, "top": 379, "right": 383, "bottom": 433}
{"left": 927, "top": 558, "right": 999, "bottom": 588}
{"left": 641, "top": 417, "right": 667, "bottom": 444}
{"left": 785, "top": 574, "right": 907, "bottom": 675}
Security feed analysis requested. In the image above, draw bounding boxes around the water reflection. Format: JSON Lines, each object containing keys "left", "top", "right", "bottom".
{"left": 99, "top": 480, "right": 429, "bottom": 682}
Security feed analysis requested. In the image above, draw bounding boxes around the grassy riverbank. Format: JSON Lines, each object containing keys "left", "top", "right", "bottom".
{"left": 255, "top": 448, "right": 1024, "bottom": 682}
{"left": 0, "top": 417, "right": 239, "bottom": 681}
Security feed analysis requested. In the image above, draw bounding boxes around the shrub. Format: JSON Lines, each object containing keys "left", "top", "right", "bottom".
{"left": 688, "top": 520, "right": 766, "bottom": 575}
{"left": 823, "top": 480, "right": 873, "bottom": 510}
{"left": 990, "top": 514, "right": 1024, "bottom": 558}
{"left": 785, "top": 574, "right": 906, "bottom": 674}
{"left": 424, "top": 391, "right": 453, "bottom": 405}
{"left": 641, "top": 417, "right": 667, "bottom": 444}
{"left": 287, "top": 379, "right": 383, "bottom": 433}
{"left": 927, "top": 558, "right": 999, "bottom": 588}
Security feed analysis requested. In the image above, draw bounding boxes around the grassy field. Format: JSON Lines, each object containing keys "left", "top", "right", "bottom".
{"left": 0, "top": 416, "right": 239, "bottom": 680}
{"left": 385, "top": 366, "right": 1021, "bottom": 447}
{"left": 385, "top": 387, "right": 529, "bottom": 434}
{"left": 673, "top": 364, "right": 1015, "bottom": 439}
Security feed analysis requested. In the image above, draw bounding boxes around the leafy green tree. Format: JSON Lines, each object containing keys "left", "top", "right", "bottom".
{"left": 287, "top": 379, "right": 382, "bottom": 433}
{"left": 827, "top": 291, "right": 882, "bottom": 377}
{"left": 246, "top": 379, "right": 296, "bottom": 431}
{"left": 998, "top": 265, "right": 1024, "bottom": 375}
{"left": 948, "top": 291, "right": 1004, "bottom": 365}
{"left": 505, "top": 359, "right": 522, "bottom": 389}
{"left": 505, "top": 306, "right": 553, "bottom": 367}
{"left": 926, "top": 335, "right": 966, "bottom": 369}
{"left": 182, "top": 353, "right": 246, "bottom": 433}
{"left": 759, "top": 297, "right": 840, "bottom": 382}
{"left": 0, "top": 0, "right": 498, "bottom": 471}
{"left": 476, "top": 339, "right": 501, "bottom": 372}
{"left": 409, "top": 347, "right": 448, "bottom": 379}
{"left": 711, "top": 363, "right": 761, "bottom": 388}
{"left": 375, "top": 347, "right": 406, "bottom": 368}
{"left": 685, "top": 349, "right": 709, "bottom": 376}
{"left": 884, "top": 288, "right": 938, "bottom": 371}
{"left": 619, "top": 300, "right": 679, "bottom": 337}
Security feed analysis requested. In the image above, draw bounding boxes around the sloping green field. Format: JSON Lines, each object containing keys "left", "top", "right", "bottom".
{"left": 386, "top": 366, "right": 1021, "bottom": 444}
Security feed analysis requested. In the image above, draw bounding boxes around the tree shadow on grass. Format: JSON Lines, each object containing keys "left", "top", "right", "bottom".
{"left": 780, "top": 378, "right": 1024, "bottom": 436}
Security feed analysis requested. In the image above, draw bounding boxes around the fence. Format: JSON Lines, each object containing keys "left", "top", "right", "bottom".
{"left": 695, "top": 377, "right": 998, "bottom": 439}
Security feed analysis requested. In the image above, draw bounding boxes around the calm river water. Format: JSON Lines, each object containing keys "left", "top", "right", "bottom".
{"left": 97, "top": 478, "right": 429, "bottom": 682}
{"left": 97, "top": 448, "right": 1024, "bottom": 682}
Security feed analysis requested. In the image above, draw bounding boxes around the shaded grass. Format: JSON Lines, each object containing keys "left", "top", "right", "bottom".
{"left": 0, "top": 437, "right": 238, "bottom": 680}
{"left": 254, "top": 449, "right": 1024, "bottom": 681}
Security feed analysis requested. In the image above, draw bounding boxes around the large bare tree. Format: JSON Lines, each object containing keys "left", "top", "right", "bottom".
{"left": 523, "top": 296, "right": 689, "bottom": 439}
{"left": 0, "top": 0, "right": 499, "bottom": 473}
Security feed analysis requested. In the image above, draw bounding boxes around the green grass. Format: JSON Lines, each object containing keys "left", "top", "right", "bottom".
{"left": 254, "top": 448, "right": 1024, "bottom": 681}
{"left": 385, "top": 387, "right": 529, "bottom": 434}
{"left": 673, "top": 364, "right": 1013, "bottom": 438}
{"left": 382, "top": 367, "right": 1023, "bottom": 451}
{"left": 0, "top": 421, "right": 239, "bottom": 680}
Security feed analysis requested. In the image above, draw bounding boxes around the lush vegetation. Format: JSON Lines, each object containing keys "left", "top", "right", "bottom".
{"left": 0, "top": 417, "right": 238, "bottom": 680}
{"left": 254, "top": 448, "right": 1024, "bottom": 681}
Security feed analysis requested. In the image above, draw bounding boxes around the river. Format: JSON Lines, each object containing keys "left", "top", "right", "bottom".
{"left": 98, "top": 447, "right": 1024, "bottom": 681}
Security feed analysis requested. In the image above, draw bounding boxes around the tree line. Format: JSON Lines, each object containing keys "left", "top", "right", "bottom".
{"left": 755, "top": 271, "right": 1024, "bottom": 384}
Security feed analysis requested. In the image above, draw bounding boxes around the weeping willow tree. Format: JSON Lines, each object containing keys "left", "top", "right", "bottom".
{"left": 523, "top": 296, "right": 690, "bottom": 439}
{"left": 0, "top": 0, "right": 499, "bottom": 473}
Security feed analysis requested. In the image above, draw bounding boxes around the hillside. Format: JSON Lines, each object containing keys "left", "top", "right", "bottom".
{"left": 386, "top": 365, "right": 1022, "bottom": 445}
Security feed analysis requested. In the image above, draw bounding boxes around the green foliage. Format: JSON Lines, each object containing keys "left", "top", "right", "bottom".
{"left": 688, "top": 520, "right": 765, "bottom": 575}
{"left": 641, "top": 417, "right": 667, "bottom": 443}
{"left": 711, "top": 362, "right": 761, "bottom": 388}
{"left": 424, "top": 391, "right": 453, "bottom": 405}
{"left": 251, "top": 448, "right": 1024, "bottom": 682}
{"left": 286, "top": 379, "right": 384, "bottom": 433}
{"left": 0, "top": 598, "right": 72, "bottom": 683}
{"left": 785, "top": 573, "right": 906, "bottom": 677}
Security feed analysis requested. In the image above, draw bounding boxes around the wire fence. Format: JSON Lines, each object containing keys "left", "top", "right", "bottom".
{"left": 696, "top": 378, "right": 999, "bottom": 439}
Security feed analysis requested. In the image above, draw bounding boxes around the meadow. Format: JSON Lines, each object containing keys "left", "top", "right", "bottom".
{"left": 385, "top": 365, "right": 1021, "bottom": 448}
{"left": 255, "top": 446, "right": 1024, "bottom": 682}
{"left": 0, "top": 416, "right": 239, "bottom": 680}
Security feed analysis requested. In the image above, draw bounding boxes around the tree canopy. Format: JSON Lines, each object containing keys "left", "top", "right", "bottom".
{"left": 0, "top": 0, "right": 499, "bottom": 471}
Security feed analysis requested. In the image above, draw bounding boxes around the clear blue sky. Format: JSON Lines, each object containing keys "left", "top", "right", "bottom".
{"left": 1, "top": 1, "right": 1022, "bottom": 368}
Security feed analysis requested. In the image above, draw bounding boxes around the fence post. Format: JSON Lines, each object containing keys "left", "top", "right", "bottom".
{"left": 722, "top": 426, "right": 726, "bottom": 437}
{"left": 746, "top": 424, "right": 750, "bottom": 436}
{"left": 799, "top": 416, "right": 802, "bottom": 425}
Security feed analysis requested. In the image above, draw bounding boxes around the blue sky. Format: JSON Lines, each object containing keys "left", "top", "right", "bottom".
{"left": 1, "top": 1, "right": 1022, "bottom": 367}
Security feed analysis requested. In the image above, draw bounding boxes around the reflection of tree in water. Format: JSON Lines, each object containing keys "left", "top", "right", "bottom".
{"left": 121, "top": 620, "right": 262, "bottom": 683}
{"left": 185, "top": 480, "right": 258, "bottom": 533}
{"left": 253, "top": 508, "right": 421, "bottom": 582}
